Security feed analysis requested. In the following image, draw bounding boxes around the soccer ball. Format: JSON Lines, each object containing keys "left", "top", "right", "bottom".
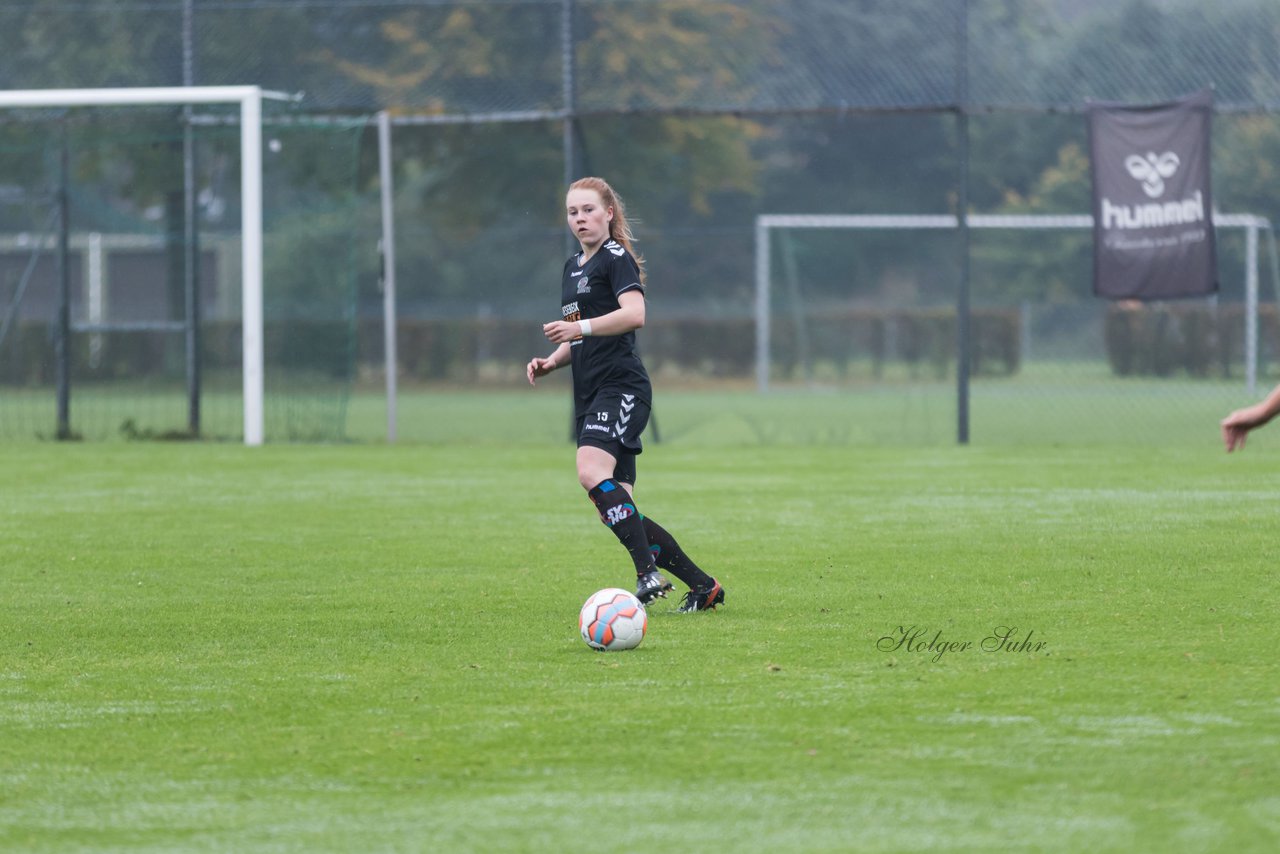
{"left": 579, "top": 588, "right": 647, "bottom": 651}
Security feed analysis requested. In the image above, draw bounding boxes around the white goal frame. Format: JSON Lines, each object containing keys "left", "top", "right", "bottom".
{"left": 0, "top": 86, "right": 297, "bottom": 446}
{"left": 755, "top": 212, "right": 1274, "bottom": 394}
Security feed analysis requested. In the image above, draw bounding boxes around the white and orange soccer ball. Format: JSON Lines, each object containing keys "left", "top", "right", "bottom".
{"left": 578, "top": 588, "right": 648, "bottom": 651}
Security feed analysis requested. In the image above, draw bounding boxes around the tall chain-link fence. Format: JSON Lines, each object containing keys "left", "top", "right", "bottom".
{"left": 2, "top": 0, "right": 1279, "bottom": 444}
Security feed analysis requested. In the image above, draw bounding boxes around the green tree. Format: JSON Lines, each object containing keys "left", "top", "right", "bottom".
{"left": 315, "top": 2, "right": 771, "bottom": 304}
{"left": 976, "top": 140, "right": 1093, "bottom": 304}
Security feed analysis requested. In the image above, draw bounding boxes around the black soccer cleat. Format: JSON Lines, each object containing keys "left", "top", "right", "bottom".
{"left": 677, "top": 578, "right": 725, "bottom": 613}
{"left": 635, "top": 569, "right": 675, "bottom": 604}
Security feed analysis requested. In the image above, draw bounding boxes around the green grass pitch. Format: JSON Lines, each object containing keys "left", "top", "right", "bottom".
{"left": 1, "top": 429, "right": 1278, "bottom": 850}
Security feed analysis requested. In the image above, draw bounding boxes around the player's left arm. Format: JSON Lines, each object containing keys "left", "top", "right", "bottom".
{"left": 543, "top": 290, "right": 645, "bottom": 343}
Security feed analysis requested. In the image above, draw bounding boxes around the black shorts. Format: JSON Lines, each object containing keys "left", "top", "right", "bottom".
{"left": 576, "top": 390, "right": 650, "bottom": 484}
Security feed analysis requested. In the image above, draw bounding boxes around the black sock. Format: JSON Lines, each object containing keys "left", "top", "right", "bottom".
{"left": 642, "top": 516, "right": 714, "bottom": 589}
{"left": 587, "top": 479, "right": 655, "bottom": 575}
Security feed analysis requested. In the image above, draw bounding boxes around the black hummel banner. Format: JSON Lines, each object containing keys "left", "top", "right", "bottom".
{"left": 1087, "top": 89, "right": 1217, "bottom": 300}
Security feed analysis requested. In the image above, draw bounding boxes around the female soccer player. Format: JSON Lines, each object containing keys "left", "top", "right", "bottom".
{"left": 526, "top": 176, "right": 724, "bottom": 612}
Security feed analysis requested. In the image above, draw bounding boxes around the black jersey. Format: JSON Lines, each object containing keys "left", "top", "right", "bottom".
{"left": 560, "top": 239, "right": 652, "bottom": 413}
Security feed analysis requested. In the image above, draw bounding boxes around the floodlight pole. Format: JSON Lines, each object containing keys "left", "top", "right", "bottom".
{"left": 182, "top": 0, "right": 202, "bottom": 437}
{"left": 956, "top": 114, "right": 972, "bottom": 446}
{"left": 562, "top": 0, "right": 581, "bottom": 441}
{"left": 562, "top": 0, "right": 577, "bottom": 193}
{"left": 377, "top": 111, "right": 399, "bottom": 443}
{"left": 955, "top": 0, "right": 971, "bottom": 446}
{"left": 55, "top": 128, "right": 72, "bottom": 439}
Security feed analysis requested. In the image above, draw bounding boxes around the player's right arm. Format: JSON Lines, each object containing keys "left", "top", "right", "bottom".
{"left": 527, "top": 342, "right": 571, "bottom": 386}
{"left": 1222, "top": 382, "right": 1280, "bottom": 451}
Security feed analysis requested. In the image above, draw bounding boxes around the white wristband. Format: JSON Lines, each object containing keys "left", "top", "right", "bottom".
{"left": 578, "top": 319, "right": 593, "bottom": 337}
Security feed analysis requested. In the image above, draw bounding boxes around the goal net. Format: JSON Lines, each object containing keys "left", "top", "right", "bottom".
{"left": 756, "top": 212, "right": 1276, "bottom": 390}
{"left": 0, "top": 87, "right": 363, "bottom": 444}
{"left": 747, "top": 212, "right": 1278, "bottom": 444}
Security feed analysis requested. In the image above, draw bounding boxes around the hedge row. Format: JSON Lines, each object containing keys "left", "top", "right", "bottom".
{"left": 0, "top": 320, "right": 352, "bottom": 385}
{"left": 1, "top": 309, "right": 1022, "bottom": 386}
{"left": 13, "top": 305, "right": 1275, "bottom": 385}
{"left": 1104, "top": 303, "right": 1279, "bottom": 378}
{"left": 352, "top": 308, "right": 1022, "bottom": 382}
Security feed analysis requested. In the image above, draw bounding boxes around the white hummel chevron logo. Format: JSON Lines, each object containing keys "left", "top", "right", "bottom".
{"left": 614, "top": 394, "right": 636, "bottom": 436}
{"left": 1125, "top": 151, "right": 1180, "bottom": 199}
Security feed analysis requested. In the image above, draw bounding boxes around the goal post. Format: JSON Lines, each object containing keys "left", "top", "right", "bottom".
{"left": 755, "top": 212, "right": 1274, "bottom": 394}
{"left": 0, "top": 86, "right": 296, "bottom": 446}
